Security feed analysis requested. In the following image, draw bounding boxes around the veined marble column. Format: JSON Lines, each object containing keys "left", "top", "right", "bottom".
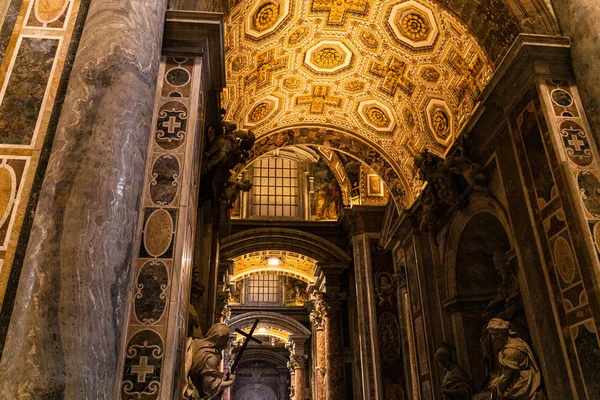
{"left": 291, "top": 355, "right": 308, "bottom": 400}
{"left": 310, "top": 294, "right": 327, "bottom": 400}
{"left": 324, "top": 291, "right": 346, "bottom": 400}
{"left": 288, "top": 362, "right": 297, "bottom": 399}
{"left": 0, "top": 0, "right": 166, "bottom": 398}
{"left": 551, "top": 1, "right": 600, "bottom": 144}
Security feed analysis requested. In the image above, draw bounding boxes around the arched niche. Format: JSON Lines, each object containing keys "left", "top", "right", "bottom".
{"left": 441, "top": 195, "right": 518, "bottom": 390}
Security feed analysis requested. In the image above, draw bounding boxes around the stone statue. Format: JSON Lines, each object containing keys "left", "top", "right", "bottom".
{"left": 251, "top": 362, "right": 263, "bottom": 383}
{"left": 219, "top": 178, "right": 252, "bottom": 211}
{"left": 481, "top": 250, "right": 529, "bottom": 383}
{"left": 444, "top": 143, "right": 487, "bottom": 195}
{"left": 184, "top": 323, "right": 236, "bottom": 400}
{"left": 487, "top": 318, "right": 545, "bottom": 400}
{"left": 414, "top": 149, "right": 465, "bottom": 210}
{"left": 435, "top": 344, "right": 473, "bottom": 400}
{"left": 205, "top": 123, "right": 255, "bottom": 170}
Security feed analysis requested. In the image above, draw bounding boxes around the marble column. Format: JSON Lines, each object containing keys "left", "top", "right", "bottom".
{"left": 323, "top": 291, "right": 346, "bottom": 400}
{"left": 0, "top": 0, "right": 166, "bottom": 398}
{"left": 551, "top": 1, "right": 600, "bottom": 143}
{"left": 288, "top": 362, "right": 296, "bottom": 399}
{"left": 291, "top": 355, "right": 308, "bottom": 400}
{"left": 310, "top": 294, "right": 327, "bottom": 400}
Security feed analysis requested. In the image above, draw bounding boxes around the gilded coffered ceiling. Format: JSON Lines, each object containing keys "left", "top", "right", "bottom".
{"left": 223, "top": 0, "right": 495, "bottom": 205}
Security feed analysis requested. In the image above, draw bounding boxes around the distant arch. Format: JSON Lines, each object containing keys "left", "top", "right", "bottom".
{"left": 228, "top": 311, "right": 311, "bottom": 337}
{"left": 221, "top": 228, "right": 351, "bottom": 266}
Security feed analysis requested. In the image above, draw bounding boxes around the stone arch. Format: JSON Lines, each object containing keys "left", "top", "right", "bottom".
{"left": 221, "top": 227, "right": 351, "bottom": 265}
{"left": 242, "top": 348, "right": 289, "bottom": 366}
{"left": 228, "top": 311, "right": 311, "bottom": 337}
{"left": 236, "top": 127, "right": 415, "bottom": 207}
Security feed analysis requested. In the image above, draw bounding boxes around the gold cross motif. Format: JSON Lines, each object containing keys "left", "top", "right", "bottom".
{"left": 368, "top": 56, "right": 415, "bottom": 98}
{"left": 132, "top": 356, "right": 155, "bottom": 383}
{"left": 295, "top": 85, "right": 343, "bottom": 114}
{"left": 311, "top": 0, "right": 370, "bottom": 25}
{"left": 245, "top": 49, "right": 288, "bottom": 89}
{"left": 162, "top": 116, "right": 182, "bottom": 133}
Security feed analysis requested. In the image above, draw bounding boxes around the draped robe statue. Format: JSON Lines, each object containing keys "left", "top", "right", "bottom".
{"left": 487, "top": 318, "right": 545, "bottom": 400}
{"left": 184, "top": 323, "right": 236, "bottom": 399}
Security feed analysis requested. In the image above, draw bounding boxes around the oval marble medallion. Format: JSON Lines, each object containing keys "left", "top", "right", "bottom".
{"left": 35, "top": 0, "right": 71, "bottom": 24}
{"left": 578, "top": 171, "right": 600, "bottom": 218}
{"left": 0, "top": 164, "right": 16, "bottom": 228}
{"left": 553, "top": 236, "right": 576, "bottom": 284}
{"left": 149, "top": 155, "right": 179, "bottom": 206}
{"left": 143, "top": 209, "right": 173, "bottom": 257}
{"left": 135, "top": 261, "right": 169, "bottom": 324}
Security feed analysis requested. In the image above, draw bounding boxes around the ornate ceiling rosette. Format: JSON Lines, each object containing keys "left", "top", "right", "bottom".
{"left": 224, "top": 0, "right": 494, "bottom": 206}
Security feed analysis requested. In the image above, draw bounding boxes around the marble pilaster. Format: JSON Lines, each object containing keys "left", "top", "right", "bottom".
{"left": 0, "top": 0, "right": 166, "bottom": 398}
{"left": 551, "top": 0, "right": 600, "bottom": 145}
{"left": 323, "top": 290, "right": 346, "bottom": 400}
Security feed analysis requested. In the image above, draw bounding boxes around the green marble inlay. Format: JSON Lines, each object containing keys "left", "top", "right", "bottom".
{"left": 0, "top": 37, "right": 59, "bottom": 145}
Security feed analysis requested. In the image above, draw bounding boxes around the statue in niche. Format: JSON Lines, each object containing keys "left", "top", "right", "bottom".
{"left": 251, "top": 362, "right": 263, "bottom": 383}
{"left": 435, "top": 344, "right": 473, "bottom": 400}
{"left": 486, "top": 318, "right": 545, "bottom": 400}
{"left": 444, "top": 142, "right": 487, "bottom": 195}
{"left": 481, "top": 250, "right": 529, "bottom": 384}
{"left": 184, "top": 323, "right": 236, "bottom": 400}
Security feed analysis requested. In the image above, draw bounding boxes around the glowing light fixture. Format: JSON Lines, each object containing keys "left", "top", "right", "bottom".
{"left": 267, "top": 257, "right": 280, "bottom": 266}
{"left": 258, "top": 327, "right": 267, "bottom": 333}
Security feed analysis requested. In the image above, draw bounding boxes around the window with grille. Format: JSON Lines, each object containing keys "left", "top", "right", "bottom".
{"left": 244, "top": 274, "right": 281, "bottom": 304}
{"left": 250, "top": 157, "right": 299, "bottom": 217}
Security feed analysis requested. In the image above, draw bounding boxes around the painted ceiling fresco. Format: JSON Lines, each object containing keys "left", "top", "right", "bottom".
{"left": 223, "top": 0, "right": 495, "bottom": 206}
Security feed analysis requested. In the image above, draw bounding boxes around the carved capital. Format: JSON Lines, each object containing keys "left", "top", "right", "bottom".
{"left": 309, "top": 294, "right": 327, "bottom": 330}
{"left": 290, "top": 354, "right": 308, "bottom": 369}
{"left": 322, "top": 292, "right": 344, "bottom": 314}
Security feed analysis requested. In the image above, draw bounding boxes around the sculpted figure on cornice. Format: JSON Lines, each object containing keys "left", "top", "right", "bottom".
{"left": 414, "top": 141, "right": 488, "bottom": 231}
{"left": 444, "top": 142, "right": 488, "bottom": 196}
{"left": 414, "top": 149, "right": 464, "bottom": 210}
{"left": 206, "top": 121, "right": 255, "bottom": 171}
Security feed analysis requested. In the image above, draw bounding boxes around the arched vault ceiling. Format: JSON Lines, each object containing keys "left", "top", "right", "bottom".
{"left": 224, "top": 0, "right": 495, "bottom": 206}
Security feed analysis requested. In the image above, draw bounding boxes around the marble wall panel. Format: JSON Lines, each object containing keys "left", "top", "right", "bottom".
{"left": 0, "top": 0, "right": 83, "bottom": 343}
{"left": 369, "top": 239, "right": 405, "bottom": 396}
{"left": 119, "top": 55, "right": 204, "bottom": 399}
{"left": 510, "top": 85, "right": 600, "bottom": 399}
{"left": 0, "top": 36, "right": 59, "bottom": 145}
